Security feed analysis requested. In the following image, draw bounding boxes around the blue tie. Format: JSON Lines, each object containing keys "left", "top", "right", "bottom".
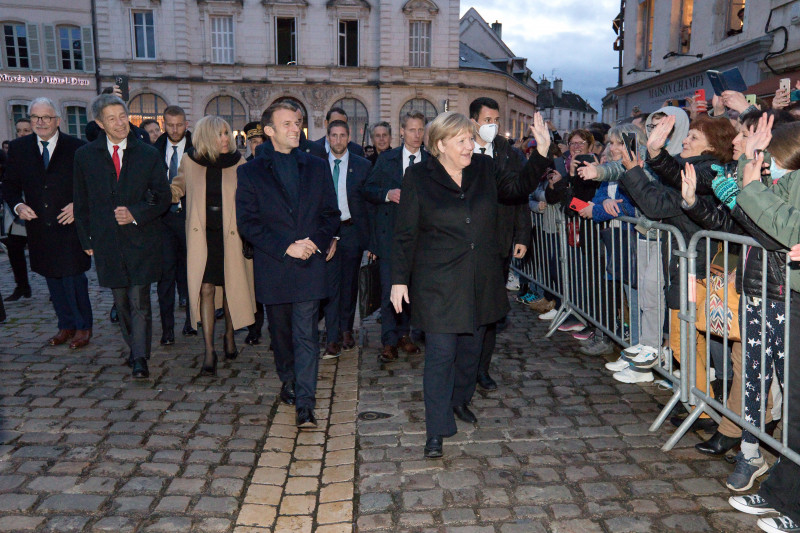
{"left": 333, "top": 159, "right": 341, "bottom": 198}
{"left": 169, "top": 145, "right": 179, "bottom": 181}
{"left": 41, "top": 140, "right": 50, "bottom": 168}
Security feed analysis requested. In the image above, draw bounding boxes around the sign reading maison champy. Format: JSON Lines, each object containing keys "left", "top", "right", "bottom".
{"left": 0, "top": 72, "right": 91, "bottom": 86}
{"left": 647, "top": 74, "right": 705, "bottom": 101}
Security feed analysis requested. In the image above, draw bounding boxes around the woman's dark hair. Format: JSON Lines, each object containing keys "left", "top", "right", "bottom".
{"left": 739, "top": 109, "right": 796, "bottom": 131}
{"left": 689, "top": 115, "right": 737, "bottom": 163}
{"left": 768, "top": 122, "right": 800, "bottom": 170}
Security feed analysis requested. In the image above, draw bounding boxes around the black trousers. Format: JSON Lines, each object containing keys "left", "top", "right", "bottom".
{"left": 3, "top": 234, "right": 29, "bottom": 289}
{"left": 423, "top": 326, "right": 486, "bottom": 438}
{"left": 157, "top": 211, "right": 190, "bottom": 331}
{"left": 758, "top": 292, "right": 800, "bottom": 523}
{"left": 249, "top": 301, "right": 266, "bottom": 337}
{"left": 323, "top": 225, "right": 362, "bottom": 343}
{"left": 46, "top": 273, "right": 92, "bottom": 331}
{"left": 112, "top": 284, "right": 153, "bottom": 361}
{"left": 266, "top": 300, "right": 320, "bottom": 410}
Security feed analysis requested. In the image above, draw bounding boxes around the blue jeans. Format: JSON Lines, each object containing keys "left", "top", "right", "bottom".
{"left": 266, "top": 300, "right": 320, "bottom": 409}
{"left": 46, "top": 273, "right": 92, "bottom": 331}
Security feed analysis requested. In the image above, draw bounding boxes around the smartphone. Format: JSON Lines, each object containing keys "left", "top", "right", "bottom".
{"left": 780, "top": 78, "right": 791, "bottom": 93}
{"left": 569, "top": 197, "right": 590, "bottom": 212}
{"left": 621, "top": 132, "right": 637, "bottom": 161}
{"left": 694, "top": 89, "right": 706, "bottom": 102}
{"left": 114, "top": 75, "right": 129, "bottom": 102}
{"left": 745, "top": 94, "right": 756, "bottom": 105}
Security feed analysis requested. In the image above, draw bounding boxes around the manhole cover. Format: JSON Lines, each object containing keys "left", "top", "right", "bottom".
{"left": 358, "top": 411, "right": 392, "bottom": 421}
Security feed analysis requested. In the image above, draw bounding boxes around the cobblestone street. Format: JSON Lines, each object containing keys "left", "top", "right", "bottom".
{"left": 0, "top": 255, "right": 767, "bottom": 532}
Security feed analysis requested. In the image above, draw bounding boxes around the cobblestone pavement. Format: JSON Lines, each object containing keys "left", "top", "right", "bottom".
{"left": 0, "top": 252, "right": 772, "bottom": 532}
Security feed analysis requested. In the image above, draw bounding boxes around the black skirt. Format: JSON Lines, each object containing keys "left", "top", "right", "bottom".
{"left": 202, "top": 167, "right": 225, "bottom": 286}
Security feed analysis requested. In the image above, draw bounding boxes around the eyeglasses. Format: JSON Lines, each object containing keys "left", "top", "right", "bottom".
{"left": 646, "top": 124, "right": 657, "bottom": 132}
{"left": 30, "top": 115, "right": 57, "bottom": 123}
{"left": 568, "top": 141, "right": 587, "bottom": 147}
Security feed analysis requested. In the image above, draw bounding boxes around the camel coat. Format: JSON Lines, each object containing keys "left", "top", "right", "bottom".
{"left": 171, "top": 153, "right": 255, "bottom": 330}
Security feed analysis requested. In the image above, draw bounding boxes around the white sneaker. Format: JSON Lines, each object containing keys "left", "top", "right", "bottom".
{"left": 622, "top": 343, "right": 647, "bottom": 355}
{"left": 539, "top": 309, "right": 558, "bottom": 320}
{"left": 613, "top": 366, "right": 654, "bottom": 383}
{"left": 629, "top": 347, "right": 659, "bottom": 369}
{"left": 605, "top": 357, "right": 631, "bottom": 372}
{"left": 506, "top": 271, "right": 520, "bottom": 291}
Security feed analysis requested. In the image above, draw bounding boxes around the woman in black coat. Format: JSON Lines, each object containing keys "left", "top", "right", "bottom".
{"left": 390, "top": 112, "right": 552, "bottom": 458}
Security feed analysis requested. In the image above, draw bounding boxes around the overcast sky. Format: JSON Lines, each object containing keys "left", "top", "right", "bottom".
{"left": 460, "top": 1, "right": 621, "bottom": 113}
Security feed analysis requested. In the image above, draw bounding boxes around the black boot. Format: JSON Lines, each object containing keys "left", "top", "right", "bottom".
{"left": 695, "top": 431, "right": 741, "bottom": 456}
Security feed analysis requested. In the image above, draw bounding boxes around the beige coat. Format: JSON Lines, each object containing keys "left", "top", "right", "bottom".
{"left": 171, "top": 154, "right": 255, "bottom": 330}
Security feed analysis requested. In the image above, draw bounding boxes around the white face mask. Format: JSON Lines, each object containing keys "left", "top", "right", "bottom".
{"left": 478, "top": 123, "right": 498, "bottom": 144}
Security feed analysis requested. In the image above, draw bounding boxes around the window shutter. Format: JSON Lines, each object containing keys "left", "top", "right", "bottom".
{"left": 43, "top": 24, "right": 57, "bottom": 71}
{"left": 27, "top": 23, "right": 43, "bottom": 71}
{"left": 81, "top": 25, "right": 95, "bottom": 73}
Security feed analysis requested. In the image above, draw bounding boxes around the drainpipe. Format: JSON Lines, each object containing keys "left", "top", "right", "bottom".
{"left": 90, "top": 0, "right": 102, "bottom": 94}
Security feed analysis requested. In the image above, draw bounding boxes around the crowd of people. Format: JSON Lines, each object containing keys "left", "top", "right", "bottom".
{"left": 2, "top": 83, "right": 800, "bottom": 532}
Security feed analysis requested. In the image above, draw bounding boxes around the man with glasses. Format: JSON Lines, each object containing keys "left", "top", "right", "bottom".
{"left": 3, "top": 97, "right": 93, "bottom": 348}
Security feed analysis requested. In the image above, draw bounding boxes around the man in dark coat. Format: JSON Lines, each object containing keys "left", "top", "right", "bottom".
{"left": 313, "top": 107, "right": 365, "bottom": 157}
{"left": 368, "top": 121, "right": 392, "bottom": 167}
{"left": 255, "top": 105, "right": 326, "bottom": 160}
{"left": 152, "top": 105, "right": 195, "bottom": 343}
{"left": 3, "top": 97, "right": 92, "bottom": 348}
{"left": 363, "top": 110, "right": 428, "bottom": 362}
{"left": 469, "top": 97, "right": 531, "bottom": 391}
{"left": 74, "top": 94, "right": 171, "bottom": 379}
{"left": 236, "top": 102, "right": 340, "bottom": 428}
{"left": 320, "top": 120, "right": 371, "bottom": 357}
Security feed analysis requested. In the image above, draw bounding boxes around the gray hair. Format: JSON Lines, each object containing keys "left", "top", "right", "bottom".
{"left": 607, "top": 123, "right": 647, "bottom": 148}
{"left": 28, "top": 97, "right": 60, "bottom": 118}
{"left": 91, "top": 94, "right": 128, "bottom": 121}
{"left": 371, "top": 121, "right": 391, "bottom": 138}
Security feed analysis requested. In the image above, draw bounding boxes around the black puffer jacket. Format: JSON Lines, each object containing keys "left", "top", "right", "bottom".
{"left": 647, "top": 149, "right": 721, "bottom": 195}
{"left": 684, "top": 196, "right": 787, "bottom": 300}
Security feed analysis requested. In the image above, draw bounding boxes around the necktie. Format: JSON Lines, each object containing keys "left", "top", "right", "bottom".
{"left": 41, "top": 140, "right": 50, "bottom": 168}
{"left": 112, "top": 145, "right": 121, "bottom": 180}
{"left": 169, "top": 145, "right": 179, "bottom": 182}
{"left": 333, "top": 159, "right": 341, "bottom": 197}
{"left": 408, "top": 154, "right": 416, "bottom": 170}
{"left": 480, "top": 147, "right": 486, "bottom": 154}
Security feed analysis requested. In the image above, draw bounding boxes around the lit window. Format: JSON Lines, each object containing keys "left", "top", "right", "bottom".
{"left": 128, "top": 93, "right": 168, "bottom": 127}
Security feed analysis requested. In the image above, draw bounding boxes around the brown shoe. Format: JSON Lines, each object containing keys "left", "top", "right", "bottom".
{"left": 380, "top": 344, "right": 398, "bottom": 362}
{"left": 529, "top": 298, "right": 555, "bottom": 313}
{"left": 69, "top": 329, "right": 92, "bottom": 350}
{"left": 398, "top": 335, "right": 421, "bottom": 354}
{"left": 322, "top": 342, "right": 341, "bottom": 360}
{"left": 48, "top": 329, "right": 76, "bottom": 346}
{"left": 342, "top": 331, "right": 356, "bottom": 351}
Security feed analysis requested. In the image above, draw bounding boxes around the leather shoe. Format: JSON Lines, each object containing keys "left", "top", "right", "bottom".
{"left": 342, "top": 331, "right": 356, "bottom": 351}
{"left": 380, "top": 344, "right": 398, "bottom": 363}
{"left": 477, "top": 372, "right": 498, "bottom": 391}
{"left": 280, "top": 381, "right": 296, "bottom": 405}
{"left": 160, "top": 329, "right": 175, "bottom": 346}
{"left": 670, "top": 415, "right": 717, "bottom": 433}
{"left": 296, "top": 406, "right": 317, "bottom": 428}
{"left": 131, "top": 358, "right": 149, "bottom": 379}
{"left": 695, "top": 431, "right": 741, "bottom": 456}
{"left": 453, "top": 404, "right": 477, "bottom": 424}
{"left": 322, "top": 342, "right": 341, "bottom": 360}
{"left": 398, "top": 335, "right": 421, "bottom": 354}
{"left": 5, "top": 285, "right": 31, "bottom": 302}
{"left": 245, "top": 329, "right": 261, "bottom": 345}
{"left": 182, "top": 323, "right": 197, "bottom": 336}
{"left": 69, "top": 329, "right": 92, "bottom": 350}
{"left": 109, "top": 305, "right": 119, "bottom": 323}
{"left": 424, "top": 436, "right": 443, "bottom": 458}
{"left": 48, "top": 329, "right": 75, "bottom": 346}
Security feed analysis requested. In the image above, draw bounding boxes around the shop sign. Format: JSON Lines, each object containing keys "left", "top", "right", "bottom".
{"left": 647, "top": 74, "right": 705, "bottom": 100}
{"left": 0, "top": 72, "right": 91, "bottom": 86}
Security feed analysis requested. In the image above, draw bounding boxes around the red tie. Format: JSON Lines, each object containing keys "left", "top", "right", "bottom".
{"left": 112, "top": 145, "right": 121, "bottom": 180}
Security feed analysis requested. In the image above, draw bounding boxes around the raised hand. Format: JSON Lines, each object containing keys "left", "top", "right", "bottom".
{"left": 681, "top": 163, "right": 697, "bottom": 206}
{"left": 529, "top": 112, "right": 551, "bottom": 158}
{"left": 742, "top": 152, "right": 765, "bottom": 188}
{"left": 646, "top": 114, "right": 675, "bottom": 158}
{"left": 744, "top": 113, "right": 773, "bottom": 160}
{"left": 721, "top": 90, "right": 750, "bottom": 113}
{"left": 576, "top": 162, "right": 599, "bottom": 181}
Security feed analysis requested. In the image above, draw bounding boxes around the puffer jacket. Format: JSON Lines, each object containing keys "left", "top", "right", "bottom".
{"left": 683, "top": 196, "right": 787, "bottom": 300}
{"left": 647, "top": 149, "right": 721, "bottom": 196}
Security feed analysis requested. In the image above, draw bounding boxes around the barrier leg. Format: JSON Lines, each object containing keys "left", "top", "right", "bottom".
{"left": 662, "top": 399, "right": 708, "bottom": 452}
{"left": 544, "top": 304, "right": 576, "bottom": 338}
{"left": 649, "top": 389, "right": 682, "bottom": 432}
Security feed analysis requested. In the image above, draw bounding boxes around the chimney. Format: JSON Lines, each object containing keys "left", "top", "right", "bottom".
{"left": 491, "top": 21, "right": 502, "bottom": 39}
{"left": 540, "top": 77, "right": 550, "bottom": 90}
{"left": 553, "top": 78, "right": 563, "bottom": 98}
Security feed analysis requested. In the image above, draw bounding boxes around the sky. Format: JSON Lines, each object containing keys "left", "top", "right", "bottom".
{"left": 460, "top": 0, "right": 621, "bottom": 113}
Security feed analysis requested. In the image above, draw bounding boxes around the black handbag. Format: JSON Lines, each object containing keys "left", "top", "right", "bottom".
{"left": 358, "top": 258, "right": 381, "bottom": 319}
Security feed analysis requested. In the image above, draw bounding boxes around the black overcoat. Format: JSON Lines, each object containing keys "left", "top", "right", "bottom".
{"left": 391, "top": 151, "right": 549, "bottom": 334}
{"left": 2, "top": 131, "right": 90, "bottom": 278}
{"left": 73, "top": 131, "right": 171, "bottom": 288}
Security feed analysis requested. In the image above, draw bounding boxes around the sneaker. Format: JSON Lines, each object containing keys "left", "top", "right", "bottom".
{"left": 572, "top": 327, "right": 595, "bottom": 341}
{"left": 579, "top": 335, "right": 614, "bottom": 356}
{"left": 529, "top": 298, "right": 555, "bottom": 313}
{"left": 728, "top": 494, "right": 776, "bottom": 515}
{"left": 605, "top": 356, "right": 632, "bottom": 372}
{"left": 613, "top": 366, "right": 654, "bottom": 383}
{"left": 727, "top": 451, "right": 769, "bottom": 492}
{"left": 623, "top": 343, "right": 648, "bottom": 356}
{"left": 758, "top": 515, "right": 800, "bottom": 533}
{"left": 539, "top": 309, "right": 558, "bottom": 321}
{"left": 506, "top": 271, "right": 520, "bottom": 291}
{"left": 516, "top": 291, "right": 537, "bottom": 304}
{"left": 629, "top": 347, "right": 660, "bottom": 369}
{"left": 557, "top": 319, "right": 584, "bottom": 332}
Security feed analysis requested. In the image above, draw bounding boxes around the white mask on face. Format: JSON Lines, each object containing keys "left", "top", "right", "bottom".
{"left": 478, "top": 123, "right": 498, "bottom": 144}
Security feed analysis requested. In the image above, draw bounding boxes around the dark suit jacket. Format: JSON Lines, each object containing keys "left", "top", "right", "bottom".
{"left": 255, "top": 134, "right": 327, "bottom": 160}
{"left": 391, "top": 151, "right": 550, "bottom": 333}
{"left": 336, "top": 152, "right": 371, "bottom": 250}
{"left": 3, "top": 131, "right": 90, "bottom": 278}
{"left": 492, "top": 136, "right": 532, "bottom": 257}
{"left": 314, "top": 136, "right": 364, "bottom": 158}
{"left": 153, "top": 131, "right": 193, "bottom": 163}
{"left": 362, "top": 146, "right": 429, "bottom": 259}
{"left": 73, "top": 131, "right": 171, "bottom": 288}
{"left": 236, "top": 149, "right": 340, "bottom": 305}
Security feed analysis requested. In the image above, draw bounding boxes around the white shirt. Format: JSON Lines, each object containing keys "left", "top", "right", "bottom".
{"left": 402, "top": 145, "right": 422, "bottom": 175}
{"left": 473, "top": 140, "right": 494, "bottom": 158}
{"left": 329, "top": 150, "right": 351, "bottom": 220}
{"left": 165, "top": 136, "right": 187, "bottom": 170}
{"left": 107, "top": 136, "right": 128, "bottom": 167}
{"left": 14, "top": 132, "right": 59, "bottom": 215}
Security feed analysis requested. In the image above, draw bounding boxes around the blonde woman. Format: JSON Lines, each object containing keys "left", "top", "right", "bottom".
{"left": 171, "top": 116, "right": 255, "bottom": 376}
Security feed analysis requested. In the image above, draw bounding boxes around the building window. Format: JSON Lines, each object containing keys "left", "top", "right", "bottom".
{"left": 58, "top": 26, "right": 83, "bottom": 71}
{"left": 679, "top": 0, "right": 693, "bottom": 53}
{"left": 276, "top": 18, "right": 296, "bottom": 65}
{"left": 205, "top": 95, "right": 246, "bottom": 135}
{"left": 11, "top": 103, "right": 28, "bottom": 123}
{"left": 399, "top": 98, "right": 437, "bottom": 124}
{"left": 641, "top": 0, "right": 654, "bottom": 68}
{"left": 65, "top": 106, "right": 88, "bottom": 139}
{"left": 211, "top": 16, "right": 234, "bottom": 64}
{"left": 338, "top": 20, "right": 358, "bottom": 67}
{"left": 333, "top": 97, "right": 368, "bottom": 144}
{"left": 408, "top": 21, "right": 431, "bottom": 68}
{"left": 132, "top": 11, "right": 156, "bottom": 59}
{"left": 3, "top": 23, "right": 29, "bottom": 69}
{"left": 128, "top": 93, "right": 168, "bottom": 127}
{"left": 727, "top": 0, "right": 745, "bottom": 37}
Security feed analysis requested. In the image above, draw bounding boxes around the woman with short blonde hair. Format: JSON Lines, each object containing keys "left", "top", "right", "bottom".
{"left": 171, "top": 115, "right": 255, "bottom": 376}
